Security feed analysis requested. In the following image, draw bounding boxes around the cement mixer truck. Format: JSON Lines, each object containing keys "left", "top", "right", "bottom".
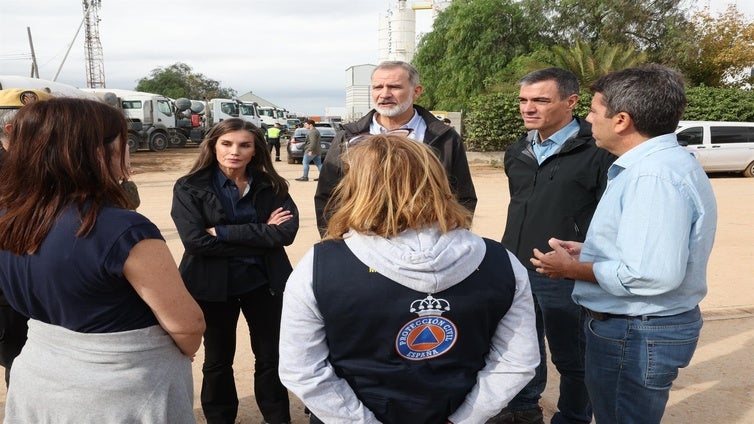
{"left": 82, "top": 88, "right": 204, "bottom": 152}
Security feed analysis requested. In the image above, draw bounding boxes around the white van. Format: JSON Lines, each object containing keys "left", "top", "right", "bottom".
{"left": 676, "top": 121, "right": 754, "bottom": 177}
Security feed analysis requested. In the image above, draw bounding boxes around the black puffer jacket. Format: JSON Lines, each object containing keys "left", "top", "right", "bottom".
{"left": 502, "top": 117, "right": 615, "bottom": 270}
{"left": 171, "top": 167, "right": 299, "bottom": 300}
{"left": 314, "top": 105, "right": 477, "bottom": 235}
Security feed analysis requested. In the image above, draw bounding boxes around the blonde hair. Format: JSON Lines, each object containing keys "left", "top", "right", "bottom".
{"left": 325, "top": 134, "right": 471, "bottom": 239}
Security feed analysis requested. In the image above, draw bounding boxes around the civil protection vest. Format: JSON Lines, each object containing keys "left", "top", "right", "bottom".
{"left": 312, "top": 238, "right": 516, "bottom": 424}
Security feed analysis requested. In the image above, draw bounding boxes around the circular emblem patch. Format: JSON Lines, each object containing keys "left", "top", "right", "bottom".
{"left": 395, "top": 316, "right": 457, "bottom": 361}
{"left": 19, "top": 91, "right": 40, "bottom": 105}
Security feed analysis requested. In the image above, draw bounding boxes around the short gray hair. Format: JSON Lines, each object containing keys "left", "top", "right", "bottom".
{"left": 590, "top": 64, "right": 686, "bottom": 137}
{"left": 0, "top": 109, "right": 18, "bottom": 142}
{"left": 372, "top": 61, "right": 420, "bottom": 87}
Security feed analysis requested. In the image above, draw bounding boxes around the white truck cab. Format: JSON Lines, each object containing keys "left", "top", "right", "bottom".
{"left": 83, "top": 88, "right": 177, "bottom": 152}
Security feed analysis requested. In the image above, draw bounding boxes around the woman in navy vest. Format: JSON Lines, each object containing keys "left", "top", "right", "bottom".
{"left": 280, "top": 134, "right": 539, "bottom": 424}
{"left": 172, "top": 118, "right": 298, "bottom": 424}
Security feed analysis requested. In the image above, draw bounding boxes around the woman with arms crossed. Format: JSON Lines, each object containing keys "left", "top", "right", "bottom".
{"left": 172, "top": 118, "right": 298, "bottom": 424}
{"left": 0, "top": 98, "right": 205, "bottom": 423}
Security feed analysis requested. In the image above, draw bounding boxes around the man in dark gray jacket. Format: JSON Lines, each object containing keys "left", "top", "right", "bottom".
{"left": 314, "top": 61, "right": 476, "bottom": 235}
{"left": 296, "top": 119, "right": 322, "bottom": 182}
{"left": 490, "top": 68, "right": 614, "bottom": 424}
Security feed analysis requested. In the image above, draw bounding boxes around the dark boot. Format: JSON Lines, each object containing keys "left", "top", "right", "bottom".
{"left": 487, "top": 407, "right": 544, "bottom": 424}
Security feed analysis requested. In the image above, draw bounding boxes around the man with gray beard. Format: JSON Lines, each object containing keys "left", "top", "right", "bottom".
{"left": 314, "top": 61, "right": 476, "bottom": 236}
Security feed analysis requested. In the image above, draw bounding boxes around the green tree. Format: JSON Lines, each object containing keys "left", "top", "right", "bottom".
{"left": 681, "top": 5, "right": 754, "bottom": 88}
{"left": 551, "top": 40, "right": 648, "bottom": 87}
{"left": 135, "top": 62, "right": 236, "bottom": 99}
{"left": 526, "top": 0, "right": 690, "bottom": 56}
{"left": 413, "top": 0, "right": 549, "bottom": 111}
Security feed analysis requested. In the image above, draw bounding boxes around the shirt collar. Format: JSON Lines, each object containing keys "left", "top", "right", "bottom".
{"left": 370, "top": 108, "right": 422, "bottom": 141}
{"left": 213, "top": 165, "right": 252, "bottom": 191}
{"left": 534, "top": 118, "right": 580, "bottom": 146}
{"left": 608, "top": 133, "right": 679, "bottom": 179}
{"left": 214, "top": 165, "right": 234, "bottom": 188}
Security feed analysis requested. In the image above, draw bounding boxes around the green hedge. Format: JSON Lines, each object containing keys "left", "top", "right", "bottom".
{"left": 684, "top": 86, "right": 754, "bottom": 121}
{"left": 463, "top": 87, "right": 754, "bottom": 152}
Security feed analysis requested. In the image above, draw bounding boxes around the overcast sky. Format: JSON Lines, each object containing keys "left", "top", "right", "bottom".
{"left": 1, "top": 0, "right": 752, "bottom": 116}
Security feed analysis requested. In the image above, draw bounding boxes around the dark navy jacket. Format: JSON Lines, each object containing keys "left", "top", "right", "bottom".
{"left": 313, "top": 238, "right": 516, "bottom": 424}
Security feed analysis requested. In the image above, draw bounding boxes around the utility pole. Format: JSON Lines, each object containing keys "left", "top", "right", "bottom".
{"left": 82, "top": 0, "right": 106, "bottom": 88}
{"left": 27, "top": 27, "right": 39, "bottom": 78}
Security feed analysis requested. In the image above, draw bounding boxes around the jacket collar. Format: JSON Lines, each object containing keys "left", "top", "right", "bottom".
{"left": 344, "top": 105, "right": 451, "bottom": 144}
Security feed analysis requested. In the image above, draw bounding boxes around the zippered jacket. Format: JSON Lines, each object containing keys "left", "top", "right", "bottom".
{"left": 171, "top": 167, "right": 299, "bottom": 300}
{"left": 502, "top": 117, "right": 615, "bottom": 270}
{"left": 314, "top": 106, "right": 477, "bottom": 235}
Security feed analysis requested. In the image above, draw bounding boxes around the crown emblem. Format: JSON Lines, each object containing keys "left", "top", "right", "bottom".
{"left": 409, "top": 294, "right": 450, "bottom": 317}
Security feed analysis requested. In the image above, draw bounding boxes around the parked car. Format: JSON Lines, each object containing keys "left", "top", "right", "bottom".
{"left": 312, "top": 121, "right": 342, "bottom": 130}
{"left": 286, "top": 127, "right": 336, "bottom": 164}
{"left": 676, "top": 121, "right": 754, "bottom": 177}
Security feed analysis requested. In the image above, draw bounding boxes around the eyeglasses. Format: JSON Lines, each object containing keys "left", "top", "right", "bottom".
{"left": 346, "top": 128, "right": 414, "bottom": 147}
{"left": 342, "top": 128, "right": 414, "bottom": 171}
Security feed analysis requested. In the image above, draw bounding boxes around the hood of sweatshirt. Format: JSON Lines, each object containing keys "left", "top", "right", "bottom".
{"left": 343, "top": 226, "right": 486, "bottom": 294}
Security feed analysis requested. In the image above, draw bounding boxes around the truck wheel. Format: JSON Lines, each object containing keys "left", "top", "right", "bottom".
{"left": 744, "top": 161, "right": 754, "bottom": 178}
{"left": 149, "top": 133, "right": 168, "bottom": 152}
{"left": 169, "top": 133, "right": 188, "bottom": 148}
{"left": 127, "top": 133, "right": 139, "bottom": 153}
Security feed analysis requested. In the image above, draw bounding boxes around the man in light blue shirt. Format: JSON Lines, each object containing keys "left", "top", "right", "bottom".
{"left": 530, "top": 64, "right": 717, "bottom": 424}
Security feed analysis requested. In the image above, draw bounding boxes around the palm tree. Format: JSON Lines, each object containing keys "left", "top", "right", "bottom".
{"left": 551, "top": 40, "right": 647, "bottom": 87}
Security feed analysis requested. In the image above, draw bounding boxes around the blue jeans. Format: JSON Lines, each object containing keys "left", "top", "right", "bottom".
{"left": 508, "top": 271, "right": 591, "bottom": 424}
{"left": 302, "top": 153, "right": 322, "bottom": 178}
{"left": 584, "top": 306, "right": 702, "bottom": 424}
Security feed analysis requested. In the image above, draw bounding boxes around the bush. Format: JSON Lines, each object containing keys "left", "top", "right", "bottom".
{"left": 464, "top": 91, "right": 593, "bottom": 151}
{"left": 463, "top": 86, "right": 754, "bottom": 151}
{"left": 685, "top": 86, "right": 754, "bottom": 122}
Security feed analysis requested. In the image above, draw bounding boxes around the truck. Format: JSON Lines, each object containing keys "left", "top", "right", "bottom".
{"left": 205, "top": 98, "right": 266, "bottom": 130}
{"left": 258, "top": 106, "right": 287, "bottom": 128}
{"left": 82, "top": 88, "right": 200, "bottom": 152}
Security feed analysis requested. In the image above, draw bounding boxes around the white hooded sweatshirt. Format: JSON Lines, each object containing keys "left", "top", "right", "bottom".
{"left": 279, "top": 227, "right": 538, "bottom": 424}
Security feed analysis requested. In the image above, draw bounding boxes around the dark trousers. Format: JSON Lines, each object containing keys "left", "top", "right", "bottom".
{"left": 507, "top": 271, "right": 592, "bottom": 424}
{"left": 0, "top": 303, "right": 29, "bottom": 387}
{"left": 268, "top": 139, "right": 281, "bottom": 159}
{"left": 199, "top": 286, "right": 290, "bottom": 424}
{"left": 310, "top": 414, "right": 324, "bottom": 424}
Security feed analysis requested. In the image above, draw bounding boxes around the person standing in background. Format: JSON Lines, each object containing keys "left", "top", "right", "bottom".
{"left": 267, "top": 123, "right": 283, "bottom": 162}
{"left": 531, "top": 64, "right": 717, "bottom": 424}
{"left": 0, "top": 88, "right": 53, "bottom": 388}
{"left": 490, "top": 68, "right": 614, "bottom": 424}
{"left": 295, "top": 119, "right": 321, "bottom": 182}
{"left": 172, "top": 118, "right": 298, "bottom": 424}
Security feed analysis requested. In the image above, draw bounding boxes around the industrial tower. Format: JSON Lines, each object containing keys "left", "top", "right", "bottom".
{"left": 82, "top": 0, "right": 106, "bottom": 88}
{"left": 378, "top": 0, "right": 452, "bottom": 63}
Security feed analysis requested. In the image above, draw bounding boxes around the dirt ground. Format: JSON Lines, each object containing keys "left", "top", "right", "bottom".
{"left": 1, "top": 147, "right": 752, "bottom": 423}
